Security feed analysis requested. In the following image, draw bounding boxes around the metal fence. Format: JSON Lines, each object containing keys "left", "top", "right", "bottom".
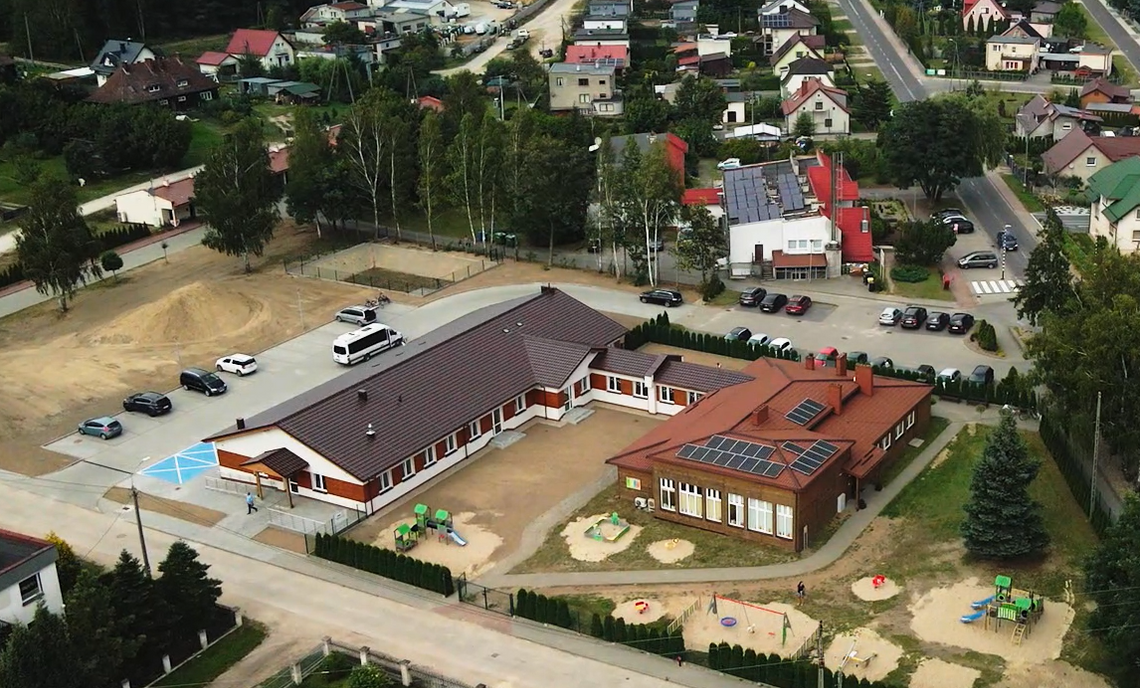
{"left": 328, "top": 640, "right": 480, "bottom": 688}
{"left": 457, "top": 574, "right": 515, "bottom": 617}
{"left": 257, "top": 646, "right": 326, "bottom": 688}
{"left": 283, "top": 258, "right": 495, "bottom": 294}
{"left": 204, "top": 475, "right": 249, "bottom": 496}
{"left": 302, "top": 508, "right": 368, "bottom": 553}
{"left": 267, "top": 508, "right": 348, "bottom": 535}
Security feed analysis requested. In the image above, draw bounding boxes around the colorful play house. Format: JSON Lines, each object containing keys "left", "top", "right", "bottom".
{"left": 975, "top": 575, "right": 1044, "bottom": 646}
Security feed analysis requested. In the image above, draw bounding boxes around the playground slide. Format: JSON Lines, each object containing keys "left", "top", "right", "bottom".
{"left": 971, "top": 596, "right": 995, "bottom": 610}
{"left": 449, "top": 531, "right": 468, "bottom": 546}
{"left": 960, "top": 611, "right": 985, "bottom": 623}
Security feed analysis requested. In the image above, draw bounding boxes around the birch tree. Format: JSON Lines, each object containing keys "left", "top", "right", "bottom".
{"left": 417, "top": 110, "right": 445, "bottom": 249}
{"left": 618, "top": 140, "right": 682, "bottom": 286}
{"left": 341, "top": 89, "right": 389, "bottom": 238}
{"left": 474, "top": 111, "right": 505, "bottom": 246}
{"left": 447, "top": 112, "right": 480, "bottom": 244}
{"left": 593, "top": 137, "right": 625, "bottom": 278}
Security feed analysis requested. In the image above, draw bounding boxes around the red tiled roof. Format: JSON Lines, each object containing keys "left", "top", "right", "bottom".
{"left": 678, "top": 54, "right": 701, "bottom": 66}
{"left": 682, "top": 188, "right": 722, "bottom": 206}
{"left": 673, "top": 42, "right": 698, "bottom": 54}
{"left": 226, "top": 29, "right": 285, "bottom": 58}
{"left": 1043, "top": 129, "right": 1140, "bottom": 173}
{"left": 196, "top": 51, "right": 234, "bottom": 66}
{"left": 269, "top": 147, "right": 290, "bottom": 174}
{"left": 780, "top": 78, "right": 848, "bottom": 116}
{"left": 1081, "top": 76, "right": 1131, "bottom": 100}
{"left": 963, "top": 0, "right": 1009, "bottom": 18}
{"left": 836, "top": 206, "right": 873, "bottom": 263}
{"left": 807, "top": 151, "right": 859, "bottom": 210}
{"left": 565, "top": 45, "right": 629, "bottom": 66}
{"left": 417, "top": 95, "right": 444, "bottom": 112}
{"left": 152, "top": 177, "right": 195, "bottom": 207}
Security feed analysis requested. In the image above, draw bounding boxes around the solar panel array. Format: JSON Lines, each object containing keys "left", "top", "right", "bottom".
{"left": 724, "top": 167, "right": 780, "bottom": 224}
{"left": 763, "top": 12, "right": 792, "bottom": 28}
{"left": 785, "top": 398, "right": 826, "bottom": 426}
{"left": 777, "top": 173, "right": 805, "bottom": 212}
{"left": 789, "top": 440, "right": 840, "bottom": 476}
{"left": 676, "top": 435, "right": 785, "bottom": 478}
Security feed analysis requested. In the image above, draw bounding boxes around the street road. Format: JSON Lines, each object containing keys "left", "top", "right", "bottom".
{"left": 1079, "top": 0, "right": 1140, "bottom": 73}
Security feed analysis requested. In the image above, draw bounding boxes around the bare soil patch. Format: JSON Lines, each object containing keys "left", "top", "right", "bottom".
{"left": 612, "top": 598, "right": 668, "bottom": 624}
{"left": 306, "top": 243, "right": 493, "bottom": 280}
{"left": 684, "top": 598, "right": 820, "bottom": 657}
{"left": 372, "top": 512, "right": 503, "bottom": 578}
{"left": 646, "top": 538, "right": 695, "bottom": 564}
{"left": 105, "top": 487, "right": 225, "bottom": 527}
{"left": 252, "top": 527, "right": 307, "bottom": 554}
{"left": 850, "top": 576, "right": 901, "bottom": 602}
{"left": 995, "top": 659, "right": 1112, "bottom": 688}
{"left": 562, "top": 514, "right": 642, "bottom": 562}
{"left": 823, "top": 629, "right": 904, "bottom": 682}
{"left": 909, "top": 658, "right": 981, "bottom": 688}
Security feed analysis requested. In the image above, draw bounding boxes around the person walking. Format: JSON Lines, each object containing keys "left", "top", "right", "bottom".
{"left": 246, "top": 492, "right": 258, "bottom": 514}
{"left": 796, "top": 581, "right": 806, "bottom": 605}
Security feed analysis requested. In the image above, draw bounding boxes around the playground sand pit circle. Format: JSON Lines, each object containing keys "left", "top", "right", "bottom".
{"left": 823, "top": 629, "right": 903, "bottom": 683}
{"left": 562, "top": 514, "right": 641, "bottom": 562}
{"left": 851, "top": 576, "right": 901, "bottom": 601}
{"left": 647, "top": 539, "right": 695, "bottom": 564}
{"left": 375, "top": 512, "right": 502, "bottom": 578}
{"left": 909, "top": 578, "right": 1075, "bottom": 665}
{"left": 909, "top": 658, "right": 981, "bottom": 688}
{"left": 683, "top": 599, "right": 819, "bottom": 657}
{"left": 996, "top": 659, "right": 1112, "bottom": 688}
{"left": 612, "top": 598, "right": 668, "bottom": 624}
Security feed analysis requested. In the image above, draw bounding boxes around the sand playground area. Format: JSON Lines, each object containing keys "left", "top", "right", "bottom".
{"left": 851, "top": 575, "right": 901, "bottom": 601}
{"left": 612, "top": 598, "right": 668, "bottom": 624}
{"left": 305, "top": 243, "right": 494, "bottom": 281}
{"left": 646, "top": 539, "right": 695, "bottom": 564}
{"left": 374, "top": 512, "right": 503, "bottom": 578}
{"left": 909, "top": 578, "right": 1075, "bottom": 664}
{"left": 823, "top": 629, "right": 904, "bottom": 683}
{"left": 562, "top": 514, "right": 643, "bottom": 562}
{"left": 682, "top": 597, "right": 820, "bottom": 657}
{"left": 909, "top": 658, "right": 981, "bottom": 688}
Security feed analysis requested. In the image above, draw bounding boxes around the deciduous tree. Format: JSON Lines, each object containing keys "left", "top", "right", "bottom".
{"left": 1084, "top": 493, "right": 1140, "bottom": 676}
{"left": 620, "top": 140, "right": 683, "bottom": 286}
{"left": 1013, "top": 208, "right": 1073, "bottom": 325}
{"left": 853, "top": 80, "right": 892, "bottom": 130}
{"left": 674, "top": 75, "right": 727, "bottom": 124}
{"left": 877, "top": 98, "right": 990, "bottom": 201}
{"left": 893, "top": 219, "right": 957, "bottom": 266}
{"left": 16, "top": 175, "right": 102, "bottom": 311}
{"left": 961, "top": 413, "right": 1050, "bottom": 558}
{"left": 673, "top": 205, "right": 727, "bottom": 298}
{"left": 347, "top": 664, "right": 393, "bottom": 688}
{"left": 1053, "top": 2, "right": 1088, "bottom": 38}
{"left": 100, "top": 250, "right": 123, "bottom": 281}
{"left": 341, "top": 89, "right": 393, "bottom": 238}
{"left": 322, "top": 20, "right": 367, "bottom": 46}
{"left": 43, "top": 532, "right": 81, "bottom": 596}
{"left": 0, "top": 604, "right": 82, "bottom": 688}
{"left": 447, "top": 111, "right": 481, "bottom": 243}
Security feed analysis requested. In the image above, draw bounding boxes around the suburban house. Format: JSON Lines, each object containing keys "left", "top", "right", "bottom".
{"left": 565, "top": 45, "right": 629, "bottom": 72}
{"left": 0, "top": 530, "right": 64, "bottom": 629}
{"left": 300, "top": 1, "right": 375, "bottom": 27}
{"left": 573, "top": 27, "right": 631, "bottom": 48}
{"left": 671, "top": 0, "right": 700, "bottom": 24}
{"left": 723, "top": 92, "right": 766, "bottom": 124}
{"left": 583, "top": 17, "right": 627, "bottom": 31}
{"left": 1088, "top": 157, "right": 1140, "bottom": 253}
{"left": 204, "top": 288, "right": 752, "bottom": 514}
{"left": 370, "top": 0, "right": 454, "bottom": 21}
{"left": 962, "top": 0, "right": 1009, "bottom": 32}
{"left": 195, "top": 51, "right": 240, "bottom": 81}
{"left": 586, "top": 0, "right": 632, "bottom": 16}
{"left": 416, "top": 95, "right": 444, "bottom": 112}
{"left": 1081, "top": 77, "right": 1131, "bottom": 109}
{"left": 608, "top": 355, "right": 931, "bottom": 552}
{"left": 770, "top": 33, "right": 825, "bottom": 76}
{"left": 115, "top": 176, "right": 197, "bottom": 227}
{"left": 682, "top": 187, "right": 725, "bottom": 223}
{"left": 1002, "top": 18, "right": 1045, "bottom": 40}
{"left": 225, "top": 29, "right": 296, "bottom": 70}
{"left": 1042, "top": 128, "right": 1140, "bottom": 184}
{"left": 90, "top": 40, "right": 158, "bottom": 86}
{"left": 675, "top": 43, "right": 702, "bottom": 73}
{"left": 369, "top": 8, "right": 433, "bottom": 34}
{"left": 1078, "top": 44, "right": 1113, "bottom": 75}
{"left": 548, "top": 62, "right": 623, "bottom": 116}
{"left": 1014, "top": 94, "right": 1102, "bottom": 139}
{"left": 782, "top": 78, "right": 850, "bottom": 136}
{"left": 758, "top": 8, "right": 819, "bottom": 56}
{"left": 609, "top": 132, "right": 689, "bottom": 178}
{"left": 780, "top": 57, "right": 834, "bottom": 98}
{"left": 985, "top": 34, "right": 1041, "bottom": 72}
{"left": 697, "top": 32, "right": 734, "bottom": 57}
{"left": 724, "top": 122, "right": 784, "bottom": 141}
{"left": 88, "top": 57, "right": 219, "bottom": 110}
{"left": 1030, "top": 0, "right": 1062, "bottom": 22}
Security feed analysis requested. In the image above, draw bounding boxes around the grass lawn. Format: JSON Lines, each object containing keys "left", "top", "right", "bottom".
{"left": 880, "top": 414, "right": 951, "bottom": 486}
{"left": 855, "top": 65, "right": 887, "bottom": 88}
{"left": 707, "top": 288, "right": 741, "bottom": 306}
{"left": 833, "top": 18, "right": 854, "bottom": 31}
{"left": 890, "top": 272, "right": 955, "bottom": 301}
{"left": 696, "top": 158, "right": 720, "bottom": 187}
{"left": 1000, "top": 174, "right": 1045, "bottom": 213}
{"left": 157, "top": 34, "right": 231, "bottom": 58}
{"left": 151, "top": 622, "right": 268, "bottom": 688}
{"left": 513, "top": 483, "right": 799, "bottom": 573}
{"left": 182, "top": 119, "right": 226, "bottom": 168}
{"left": 1062, "top": 232, "right": 1095, "bottom": 275}
{"left": 0, "top": 156, "right": 155, "bottom": 206}
{"left": 1113, "top": 55, "right": 1138, "bottom": 87}
{"left": 397, "top": 207, "right": 478, "bottom": 240}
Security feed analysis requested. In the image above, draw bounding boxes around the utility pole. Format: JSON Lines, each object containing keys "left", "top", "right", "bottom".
{"left": 1090, "top": 390, "right": 1102, "bottom": 518}
{"left": 131, "top": 482, "right": 153, "bottom": 577}
{"left": 24, "top": 13, "right": 35, "bottom": 66}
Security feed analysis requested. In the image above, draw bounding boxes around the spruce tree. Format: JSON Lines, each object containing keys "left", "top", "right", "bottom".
{"left": 1085, "top": 493, "right": 1140, "bottom": 670}
{"left": 961, "top": 413, "right": 1051, "bottom": 558}
{"left": 603, "top": 615, "right": 616, "bottom": 641}
{"left": 156, "top": 541, "right": 223, "bottom": 634}
{"left": 516, "top": 589, "right": 530, "bottom": 618}
{"left": 708, "top": 642, "right": 720, "bottom": 669}
{"left": 743, "top": 648, "right": 758, "bottom": 680}
{"left": 590, "top": 613, "right": 604, "bottom": 638}
{"left": 614, "top": 617, "right": 627, "bottom": 642}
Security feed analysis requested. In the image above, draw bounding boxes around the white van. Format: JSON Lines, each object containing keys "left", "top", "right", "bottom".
{"left": 453, "top": 2, "right": 471, "bottom": 17}
{"left": 333, "top": 323, "right": 404, "bottom": 365}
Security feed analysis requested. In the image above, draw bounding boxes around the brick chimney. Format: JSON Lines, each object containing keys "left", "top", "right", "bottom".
{"left": 828, "top": 383, "right": 843, "bottom": 415}
{"left": 835, "top": 353, "right": 848, "bottom": 377}
{"left": 752, "top": 404, "right": 769, "bottom": 426}
{"left": 855, "top": 364, "right": 874, "bottom": 397}
{"left": 804, "top": 354, "right": 815, "bottom": 371}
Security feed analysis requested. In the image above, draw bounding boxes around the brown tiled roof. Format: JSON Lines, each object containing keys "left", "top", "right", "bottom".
{"left": 207, "top": 289, "right": 628, "bottom": 480}
{"left": 149, "top": 177, "right": 195, "bottom": 207}
{"left": 769, "top": 33, "right": 824, "bottom": 66}
{"left": 523, "top": 337, "right": 593, "bottom": 387}
{"left": 1043, "top": 128, "right": 1140, "bottom": 173}
{"left": 781, "top": 78, "right": 848, "bottom": 115}
{"left": 87, "top": 57, "right": 218, "bottom": 105}
{"left": 1081, "top": 76, "right": 1130, "bottom": 100}
{"left": 245, "top": 448, "right": 309, "bottom": 476}
{"left": 655, "top": 360, "right": 753, "bottom": 393}
{"left": 592, "top": 348, "right": 672, "bottom": 377}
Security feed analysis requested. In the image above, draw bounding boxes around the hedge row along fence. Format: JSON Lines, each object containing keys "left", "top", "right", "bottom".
{"left": 1038, "top": 413, "right": 1113, "bottom": 536}
{"left": 708, "top": 642, "right": 900, "bottom": 688}
{"left": 0, "top": 223, "right": 153, "bottom": 290}
{"left": 314, "top": 533, "right": 455, "bottom": 596}
{"left": 515, "top": 589, "right": 685, "bottom": 657}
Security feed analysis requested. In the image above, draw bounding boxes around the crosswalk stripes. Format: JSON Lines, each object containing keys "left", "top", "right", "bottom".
{"left": 969, "top": 279, "right": 1024, "bottom": 295}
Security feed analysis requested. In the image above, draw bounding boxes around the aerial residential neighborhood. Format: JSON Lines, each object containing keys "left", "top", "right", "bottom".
{"left": 2, "top": 0, "right": 1140, "bottom": 685}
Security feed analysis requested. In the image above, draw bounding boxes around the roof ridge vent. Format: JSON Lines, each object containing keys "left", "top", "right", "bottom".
{"left": 366, "top": 423, "right": 375, "bottom": 437}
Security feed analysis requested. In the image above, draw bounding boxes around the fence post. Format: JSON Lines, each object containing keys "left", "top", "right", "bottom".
{"left": 233, "top": 607, "right": 243, "bottom": 626}
{"left": 162, "top": 655, "right": 172, "bottom": 674}
{"left": 509, "top": 592, "right": 515, "bottom": 616}
{"left": 483, "top": 587, "right": 490, "bottom": 610}
{"left": 398, "top": 660, "right": 412, "bottom": 687}
{"left": 358, "top": 646, "right": 370, "bottom": 665}
{"left": 322, "top": 637, "right": 332, "bottom": 656}
{"left": 198, "top": 629, "right": 209, "bottom": 650}
{"left": 290, "top": 663, "right": 303, "bottom": 685}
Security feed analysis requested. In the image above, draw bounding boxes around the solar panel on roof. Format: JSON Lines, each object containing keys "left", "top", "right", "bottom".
{"left": 785, "top": 398, "right": 826, "bottom": 426}
{"left": 757, "top": 445, "right": 775, "bottom": 460}
{"left": 782, "top": 441, "right": 805, "bottom": 455}
{"left": 739, "top": 458, "right": 760, "bottom": 473}
{"left": 816, "top": 440, "right": 839, "bottom": 453}
{"left": 741, "top": 443, "right": 761, "bottom": 458}
{"left": 677, "top": 445, "right": 697, "bottom": 459}
{"left": 692, "top": 446, "right": 709, "bottom": 461}
{"left": 707, "top": 435, "right": 727, "bottom": 449}
{"left": 763, "top": 463, "right": 785, "bottom": 478}
{"left": 726, "top": 455, "right": 747, "bottom": 469}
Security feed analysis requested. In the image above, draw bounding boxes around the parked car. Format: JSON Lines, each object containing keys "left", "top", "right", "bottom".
{"left": 122, "top": 392, "right": 172, "bottom": 417}
{"left": 997, "top": 230, "right": 1019, "bottom": 251}
{"left": 216, "top": 354, "right": 258, "bottom": 376}
{"left": 78, "top": 416, "right": 123, "bottom": 439}
{"left": 948, "top": 219, "right": 975, "bottom": 234}
{"left": 717, "top": 158, "right": 742, "bottom": 170}
{"left": 915, "top": 364, "right": 936, "bottom": 378}
{"left": 937, "top": 368, "right": 961, "bottom": 384}
{"left": 785, "top": 295, "right": 812, "bottom": 315}
{"left": 958, "top": 251, "right": 998, "bottom": 269}
{"left": 814, "top": 347, "right": 839, "bottom": 365}
{"left": 747, "top": 333, "right": 771, "bottom": 347}
{"left": 846, "top": 351, "right": 869, "bottom": 365}
{"left": 739, "top": 286, "right": 767, "bottom": 307}
{"left": 926, "top": 312, "right": 950, "bottom": 331}
{"left": 948, "top": 312, "right": 976, "bottom": 334}
{"left": 759, "top": 292, "right": 789, "bottom": 313}
{"left": 870, "top": 356, "right": 894, "bottom": 369}
{"left": 725, "top": 327, "right": 752, "bottom": 341}
{"left": 968, "top": 365, "right": 995, "bottom": 386}
{"left": 940, "top": 213, "right": 969, "bottom": 225}
{"left": 879, "top": 307, "right": 903, "bottom": 326}
{"left": 900, "top": 306, "right": 928, "bottom": 329}
{"left": 180, "top": 368, "right": 228, "bottom": 396}
{"left": 932, "top": 208, "right": 965, "bottom": 220}
{"left": 769, "top": 337, "right": 793, "bottom": 352}
{"left": 335, "top": 305, "right": 378, "bottom": 325}
{"left": 640, "top": 289, "right": 683, "bottom": 307}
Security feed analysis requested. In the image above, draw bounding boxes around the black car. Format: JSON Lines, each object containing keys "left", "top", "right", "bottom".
{"left": 932, "top": 207, "right": 965, "bottom": 220}
{"left": 926, "top": 312, "right": 950, "bottom": 331}
{"left": 900, "top": 306, "right": 928, "bottom": 329}
{"left": 948, "top": 312, "right": 975, "bottom": 334}
{"left": 640, "top": 289, "right": 683, "bottom": 307}
{"left": 123, "top": 392, "right": 173, "bottom": 417}
{"left": 725, "top": 327, "right": 752, "bottom": 341}
{"left": 915, "top": 364, "right": 936, "bottom": 379}
{"left": 997, "top": 230, "right": 1019, "bottom": 251}
{"left": 968, "top": 365, "right": 995, "bottom": 386}
{"left": 759, "top": 292, "right": 789, "bottom": 313}
{"left": 739, "top": 286, "right": 767, "bottom": 307}
{"left": 846, "top": 351, "right": 869, "bottom": 365}
{"left": 870, "top": 356, "right": 894, "bottom": 369}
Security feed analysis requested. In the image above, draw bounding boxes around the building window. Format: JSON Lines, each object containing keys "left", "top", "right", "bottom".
{"left": 515, "top": 395, "right": 526, "bottom": 414}
{"left": 147, "top": 84, "right": 161, "bottom": 93}
{"left": 824, "top": 118, "right": 832, "bottom": 128}
{"left": 748, "top": 498, "right": 774, "bottom": 534}
{"left": 312, "top": 473, "right": 327, "bottom": 492}
{"left": 402, "top": 457, "right": 415, "bottom": 478}
{"left": 881, "top": 434, "right": 892, "bottom": 451}
{"left": 776, "top": 504, "right": 793, "bottom": 539}
{"left": 811, "top": 239, "right": 822, "bottom": 251}
{"left": 658, "top": 385, "right": 676, "bottom": 403}
{"left": 687, "top": 391, "right": 703, "bottom": 404}
{"left": 1086, "top": 156, "right": 1097, "bottom": 167}
{"left": 626, "top": 476, "right": 642, "bottom": 490}
{"left": 579, "top": 376, "right": 591, "bottom": 393}
{"left": 177, "top": 79, "right": 189, "bottom": 87}
{"left": 579, "top": 93, "right": 591, "bottom": 103}
{"left": 578, "top": 77, "right": 589, "bottom": 86}
{"left": 633, "top": 381, "right": 648, "bottom": 399}
{"left": 607, "top": 376, "right": 621, "bottom": 393}
{"left": 201, "top": 91, "right": 213, "bottom": 101}
{"left": 728, "top": 493, "right": 745, "bottom": 527}
{"left": 1062, "top": 122, "right": 1072, "bottom": 131}
{"left": 706, "top": 489, "right": 722, "bottom": 522}
{"left": 18, "top": 574, "right": 41, "bottom": 605}
{"left": 177, "top": 96, "right": 187, "bottom": 102}
{"left": 424, "top": 446, "right": 437, "bottom": 467}
{"left": 659, "top": 478, "right": 677, "bottom": 511}
{"left": 679, "top": 483, "right": 702, "bottom": 517}
{"left": 906, "top": 410, "right": 916, "bottom": 429}
{"left": 815, "top": 101, "right": 823, "bottom": 110}
{"left": 1133, "top": 229, "right": 1140, "bottom": 242}
{"left": 379, "top": 470, "right": 392, "bottom": 492}
{"left": 444, "top": 433, "right": 457, "bottom": 455}
{"left": 895, "top": 420, "right": 905, "bottom": 439}
{"left": 556, "top": 77, "right": 564, "bottom": 86}
{"left": 469, "top": 420, "right": 482, "bottom": 440}
{"left": 599, "top": 79, "right": 607, "bottom": 85}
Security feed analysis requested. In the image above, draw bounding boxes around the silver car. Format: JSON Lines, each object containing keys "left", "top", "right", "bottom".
{"left": 335, "top": 306, "right": 378, "bottom": 325}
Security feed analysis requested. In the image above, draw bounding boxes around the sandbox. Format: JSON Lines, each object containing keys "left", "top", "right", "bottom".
{"left": 683, "top": 598, "right": 819, "bottom": 657}
{"left": 909, "top": 658, "right": 981, "bottom": 688}
{"left": 823, "top": 629, "right": 903, "bottom": 683}
{"left": 612, "top": 598, "right": 668, "bottom": 624}
{"left": 561, "top": 514, "right": 642, "bottom": 562}
{"left": 647, "top": 539, "right": 695, "bottom": 564}
{"left": 851, "top": 576, "right": 901, "bottom": 602}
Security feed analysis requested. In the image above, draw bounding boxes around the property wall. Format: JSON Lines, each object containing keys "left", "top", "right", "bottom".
{"left": 0, "top": 562, "right": 64, "bottom": 626}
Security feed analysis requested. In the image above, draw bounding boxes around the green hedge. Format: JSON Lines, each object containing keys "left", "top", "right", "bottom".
{"left": 889, "top": 264, "right": 929, "bottom": 283}
{"left": 585, "top": 609, "right": 684, "bottom": 656}
{"left": 622, "top": 312, "right": 801, "bottom": 362}
{"left": 708, "top": 643, "right": 899, "bottom": 688}
{"left": 1038, "top": 414, "right": 1112, "bottom": 536}
{"left": 971, "top": 319, "right": 998, "bottom": 352}
{"left": 313, "top": 533, "right": 455, "bottom": 596}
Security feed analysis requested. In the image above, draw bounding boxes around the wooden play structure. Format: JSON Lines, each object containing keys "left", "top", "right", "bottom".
{"left": 584, "top": 512, "right": 631, "bottom": 542}
{"left": 960, "top": 574, "right": 1044, "bottom": 646}
{"left": 709, "top": 594, "right": 795, "bottom": 645}
{"left": 394, "top": 503, "right": 468, "bottom": 552}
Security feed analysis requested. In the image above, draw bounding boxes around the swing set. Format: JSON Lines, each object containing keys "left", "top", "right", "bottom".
{"left": 708, "top": 594, "right": 795, "bottom": 646}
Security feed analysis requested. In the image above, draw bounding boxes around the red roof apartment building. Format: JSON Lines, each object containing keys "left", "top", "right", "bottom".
{"left": 205, "top": 288, "right": 750, "bottom": 514}
{"left": 608, "top": 354, "right": 931, "bottom": 551}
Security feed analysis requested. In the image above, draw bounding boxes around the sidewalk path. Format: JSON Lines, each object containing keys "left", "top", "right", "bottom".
{"left": 479, "top": 420, "right": 963, "bottom": 589}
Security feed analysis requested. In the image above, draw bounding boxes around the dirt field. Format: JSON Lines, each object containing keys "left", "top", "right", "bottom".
{"left": 0, "top": 223, "right": 372, "bottom": 476}
{"left": 347, "top": 409, "right": 662, "bottom": 573}
{"left": 561, "top": 514, "right": 642, "bottom": 562}
{"left": 683, "top": 597, "right": 819, "bottom": 657}
{"left": 305, "top": 243, "right": 495, "bottom": 281}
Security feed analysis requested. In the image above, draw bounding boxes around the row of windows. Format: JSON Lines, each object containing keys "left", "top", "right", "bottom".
{"left": 659, "top": 479, "right": 793, "bottom": 539}
{"left": 604, "top": 376, "right": 702, "bottom": 405}
{"left": 880, "top": 410, "right": 917, "bottom": 451}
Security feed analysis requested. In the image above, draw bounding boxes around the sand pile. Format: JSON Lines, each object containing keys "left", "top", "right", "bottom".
{"left": 561, "top": 514, "right": 641, "bottom": 562}
{"left": 684, "top": 599, "right": 819, "bottom": 656}
{"left": 612, "top": 598, "right": 668, "bottom": 624}
{"left": 909, "top": 658, "right": 980, "bottom": 688}
{"left": 851, "top": 576, "right": 901, "bottom": 601}
{"left": 647, "top": 539, "right": 695, "bottom": 564}
{"left": 375, "top": 512, "right": 502, "bottom": 578}
{"left": 823, "top": 629, "right": 903, "bottom": 682}
{"left": 87, "top": 282, "right": 264, "bottom": 346}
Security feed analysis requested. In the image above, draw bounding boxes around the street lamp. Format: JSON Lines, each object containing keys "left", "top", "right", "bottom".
{"left": 1001, "top": 224, "right": 1010, "bottom": 281}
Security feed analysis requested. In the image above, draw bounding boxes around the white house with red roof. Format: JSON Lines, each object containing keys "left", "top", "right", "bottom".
{"left": 681, "top": 188, "right": 725, "bottom": 223}
{"left": 115, "top": 176, "right": 197, "bottom": 228}
{"left": 565, "top": 45, "right": 629, "bottom": 71}
{"left": 195, "top": 51, "right": 240, "bottom": 81}
{"left": 962, "top": 0, "right": 1009, "bottom": 32}
{"left": 225, "top": 29, "right": 296, "bottom": 71}
{"left": 781, "top": 78, "right": 850, "bottom": 136}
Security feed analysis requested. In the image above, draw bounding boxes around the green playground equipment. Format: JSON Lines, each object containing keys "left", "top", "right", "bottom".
{"left": 583, "top": 513, "right": 631, "bottom": 542}
{"left": 394, "top": 523, "right": 419, "bottom": 552}
{"left": 980, "top": 574, "right": 1044, "bottom": 646}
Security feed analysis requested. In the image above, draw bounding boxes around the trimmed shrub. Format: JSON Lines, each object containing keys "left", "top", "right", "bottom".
{"left": 603, "top": 615, "right": 616, "bottom": 641}
{"left": 708, "top": 642, "right": 720, "bottom": 670}
{"left": 889, "top": 264, "right": 929, "bottom": 283}
{"left": 312, "top": 534, "right": 455, "bottom": 596}
{"left": 590, "top": 613, "right": 604, "bottom": 638}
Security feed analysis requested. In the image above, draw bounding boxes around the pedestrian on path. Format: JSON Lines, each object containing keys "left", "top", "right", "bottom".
{"left": 796, "top": 581, "right": 806, "bottom": 605}
{"left": 246, "top": 492, "right": 258, "bottom": 514}
{"left": 675, "top": 655, "right": 684, "bottom": 667}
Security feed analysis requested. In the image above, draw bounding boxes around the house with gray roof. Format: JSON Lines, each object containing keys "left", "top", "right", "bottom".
{"left": 205, "top": 288, "right": 753, "bottom": 512}
{"left": 1015, "top": 94, "right": 1102, "bottom": 139}
{"left": 90, "top": 39, "right": 159, "bottom": 86}
{"left": 0, "top": 530, "right": 63, "bottom": 631}
{"left": 549, "top": 62, "right": 623, "bottom": 116}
